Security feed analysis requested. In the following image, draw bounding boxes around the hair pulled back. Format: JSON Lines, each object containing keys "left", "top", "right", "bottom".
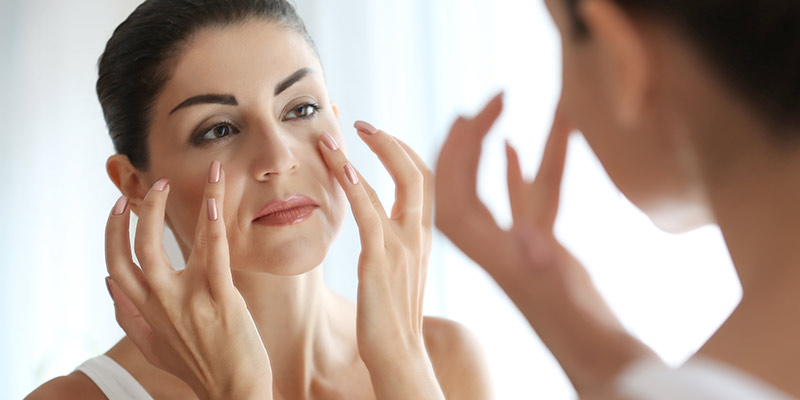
{"left": 566, "top": 0, "right": 800, "bottom": 131}
{"left": 97, "top": 0, "right": 316, "bottom": 170}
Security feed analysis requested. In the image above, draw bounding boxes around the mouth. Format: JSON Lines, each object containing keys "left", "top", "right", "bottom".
{"left": 252, "top": 195, "right": 319, "bottom": 227}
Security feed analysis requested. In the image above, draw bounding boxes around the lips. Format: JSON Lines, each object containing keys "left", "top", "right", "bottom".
{"left": 252, "top": 195, "right": 318, "bottom": 226}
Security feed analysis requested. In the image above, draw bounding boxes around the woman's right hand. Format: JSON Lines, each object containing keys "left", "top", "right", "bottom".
{"left": 104, "top": 161, "right": 272, "bottom": 400}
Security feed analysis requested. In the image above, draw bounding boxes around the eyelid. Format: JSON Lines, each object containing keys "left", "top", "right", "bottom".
{"left": 189, "top": 117, "right": 240, "bottom": 146}
{"left": 280, "top": 96, "right": 321, "bottom": 120}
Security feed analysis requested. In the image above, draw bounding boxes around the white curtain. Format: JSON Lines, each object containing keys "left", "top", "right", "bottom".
{"left": 1, "top": 0, "right": 741, "bottom": 398}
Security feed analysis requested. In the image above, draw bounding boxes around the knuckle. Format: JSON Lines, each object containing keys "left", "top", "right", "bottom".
{"left": 367, "top": 189, "right": 381, "bottom": 205}
{"left": 406, "top": 166, "right": 424, "bottom": 184}
{"left": 133, "top": 240, "right": 154, "bottom": 263}
{"left": 206, "top": 227, "right": 225, "bottom": 243}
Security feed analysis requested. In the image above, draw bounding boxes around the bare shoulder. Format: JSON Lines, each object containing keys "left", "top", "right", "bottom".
{"left": 25, "top": 371, "right": 106, "bottom": 400}
{"left": 423, "top": 316, "right": 493, "bottom": 399}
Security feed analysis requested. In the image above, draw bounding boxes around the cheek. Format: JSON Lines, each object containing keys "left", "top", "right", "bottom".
{"left": 163, "top": 176, "right": 207, "bottom": 249}
{"left": 561, "top": 51, "right": 646, "bottom": 200}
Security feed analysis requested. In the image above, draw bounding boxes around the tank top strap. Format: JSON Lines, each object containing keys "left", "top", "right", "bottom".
{"left": 75, "top": 355, "right": 153, "bottom": 400}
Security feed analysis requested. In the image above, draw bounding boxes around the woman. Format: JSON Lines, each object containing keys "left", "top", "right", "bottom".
{"left": 27, "top": 0, "right": 490, "bottom": 399}
{"left": 437, "top": 0, "right": 800, "bottom": 399}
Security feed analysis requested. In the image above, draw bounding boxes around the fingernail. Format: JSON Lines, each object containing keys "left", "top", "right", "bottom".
{"left": 354, "top": 120, "right": 378, "bottom": 135}
{"left": 344, "top": 163, "right": 359, "bottom": 185}
{"left": 111, "top": 196, "right": 128, "bottom": 216}
{"left": 209, "top": 160, "right": 221, "bottom": 183}
{"left": 105, "top": 276, "right": 114, "bottom": 300}
{"left": 152, "top": 178, "right": 169, "bottom": 192}
{"left": 207, "top": 198, "right": 218, "bottom": 221}
{"left": 321, "top": 131, "right": 339, "bottom": 151}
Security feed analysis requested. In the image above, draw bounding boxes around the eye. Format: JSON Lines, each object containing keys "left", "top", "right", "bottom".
{"left": 192, "top": 122, "right": 240, "bottom": 145}
{"left": 202, "top": 123, "right": 237, "bottom": 140}
{"left": 284, "top": 102, "right": 320, "bottom": 121}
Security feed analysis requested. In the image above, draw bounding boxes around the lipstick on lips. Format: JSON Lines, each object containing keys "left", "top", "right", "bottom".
{"left": 252, "top": 195, "right": 318, "bottom": 226}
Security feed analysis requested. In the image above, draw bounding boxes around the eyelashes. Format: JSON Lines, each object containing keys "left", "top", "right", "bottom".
{"left": 189, "top": 101, "right": 321, "bottom": 146}
{"left": 283, "top": 102, "right": 320, "bottom": 121}
{"left": 191, "top": 120, "right": 240, "bottom": 146}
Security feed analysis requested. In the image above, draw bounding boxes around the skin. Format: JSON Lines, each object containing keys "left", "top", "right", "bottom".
{"left": 27, "top": 20, "right": 491, "bottom": 400}
{"left": 436, "top": 0, "right": 800, "bottom": 398}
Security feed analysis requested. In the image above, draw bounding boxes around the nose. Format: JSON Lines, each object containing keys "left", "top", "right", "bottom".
{"left": 250, "top": 127, "right": 299, "bottom": 181}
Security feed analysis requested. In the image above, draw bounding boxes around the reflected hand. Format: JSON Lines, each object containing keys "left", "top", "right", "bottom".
{"left": 435, "top": 94, "right": 658, "bottom": 393}
{"left": 104, "top": 161, "right": 272, "bottom": 400}
{"left": 318, "top": 123, "right": 443, "bottom": 400}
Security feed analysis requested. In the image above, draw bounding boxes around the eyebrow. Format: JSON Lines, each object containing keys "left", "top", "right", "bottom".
{"left": 169, "top": 94, "right": 238, "bottom": 115}
{"left": 274, "top": 67, "right": 314, "bottom": 96}
{"left": 168, "top": 67, "right": 315, "bottom": 116}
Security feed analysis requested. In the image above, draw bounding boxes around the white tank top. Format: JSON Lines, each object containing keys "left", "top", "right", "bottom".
{"left": 75, "top": 355, "right": 153, "bottom": 400}
{"left": 616, "top": 357, "right": 797, "bottom": 400}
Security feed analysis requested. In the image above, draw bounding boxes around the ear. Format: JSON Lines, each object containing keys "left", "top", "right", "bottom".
{"left": 106, "top": 154, "right": 148, "bottom": 216}
{"left": 580, "top": 0, "right": 650, "bottom": 126}
{"left": 331, "top": 102, "right": 340, "bottom": 119}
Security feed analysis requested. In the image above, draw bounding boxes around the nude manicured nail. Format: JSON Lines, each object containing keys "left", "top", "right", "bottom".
{"left": 344, "top": 163, "right": 359, "bottom": 185}
{"left": 354, "top": 120, "right": 378, "bottom": 135}
{"left": 321, "top": 131, "right": 339, "bottom": 150}
{"left": 207, "top": 198, "right": 218, "bottom": 221}
{"left": 209, "top": 160, "right": 221, "bottom": 183}
{"left": 152, "top": 178, "right": 169, "bottom": 192}
{"left": 112, "top": 196, "right": 128, "bottom": 216}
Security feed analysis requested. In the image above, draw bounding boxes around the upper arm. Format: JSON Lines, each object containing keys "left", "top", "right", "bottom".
{"left": 424, "top": 317, "right": 494, "bottom": 400}
{"left": 25, "top": 371, "right": 106, "bottom": 400}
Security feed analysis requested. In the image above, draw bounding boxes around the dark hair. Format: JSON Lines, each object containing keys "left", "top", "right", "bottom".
{"left": 97, "top": 0, "right": 317, "bottom": 170}
{"left": 566, "top": 0, "right": 800, "bottom": 131}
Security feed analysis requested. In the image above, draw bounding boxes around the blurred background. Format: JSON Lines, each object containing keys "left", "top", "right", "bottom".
{"left": 0, "top": 0, "right": 742, "bottom": 398}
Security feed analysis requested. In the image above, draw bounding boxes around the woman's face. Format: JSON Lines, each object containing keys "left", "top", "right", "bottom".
{"left": 144, "top": 20, "right": 346, "bottom": 274}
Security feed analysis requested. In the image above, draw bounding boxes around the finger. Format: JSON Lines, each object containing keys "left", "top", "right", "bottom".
{"left": 506, "top": 140, "right": 526, "bottom": 223}
{"left": 435, "top": 93, "right": 503, "bottom": 221}
{"left": 198, "top": 161, "right": 233, "bottom": 298}
{"left": 133, "top": 178, "right": 174, "bottom": 283}
{"left": 354, "top": 121, "right": 423, "bottom": 227}
{"left": 318, "top": 131, "right": 385, "bottom": 254}
{"left": 106, "top": 195, "right": 148, "bottom": 305}
{"left": 392, "top": 139, "right": 433, "bottom": 317}
{"left": 527, "top": 105, "right": 572, "bottom": 231}
{"left": 106, "top": 276, "right": 154, "bottom": 360}
{"left": 470, "top": 92, "right": 505, "bottom": 138}
{"left": 394, "top": 139, "right": 434, "bottom": 232}
{"left": 356, "top": 170, "right": 390, "bottom": 222}
{"left": 435, "top": 92, "right": 507, "bottom": 267}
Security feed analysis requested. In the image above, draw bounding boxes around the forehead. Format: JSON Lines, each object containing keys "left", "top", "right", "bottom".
{"left": 159, "top": 20, "right": 322, "bottom": 107}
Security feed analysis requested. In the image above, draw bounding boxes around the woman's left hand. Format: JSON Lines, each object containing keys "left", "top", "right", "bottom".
{"left": 435, "top": 93, "right": 658, "bottom": 394}
{"left": 317, "top": 122, "right": 443, "bottom": 400}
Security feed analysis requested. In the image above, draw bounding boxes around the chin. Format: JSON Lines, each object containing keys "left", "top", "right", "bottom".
{"left": 645, "top": 201, "right": 714, "bottom": 234}
{"left": 231, "top": 239, "right": 329, "bottom": 276}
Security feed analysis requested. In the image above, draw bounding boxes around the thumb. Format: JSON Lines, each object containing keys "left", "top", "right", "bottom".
{"left": 107, "top": 277, "right": 154, "bottom": 358}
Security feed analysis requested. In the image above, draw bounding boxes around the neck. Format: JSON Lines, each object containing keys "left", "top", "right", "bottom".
{"left": 231, "top": 266, "right": 358, "bottom": 398}
{"left": 675, "top": 66, "right": 800, "bottom": 396}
